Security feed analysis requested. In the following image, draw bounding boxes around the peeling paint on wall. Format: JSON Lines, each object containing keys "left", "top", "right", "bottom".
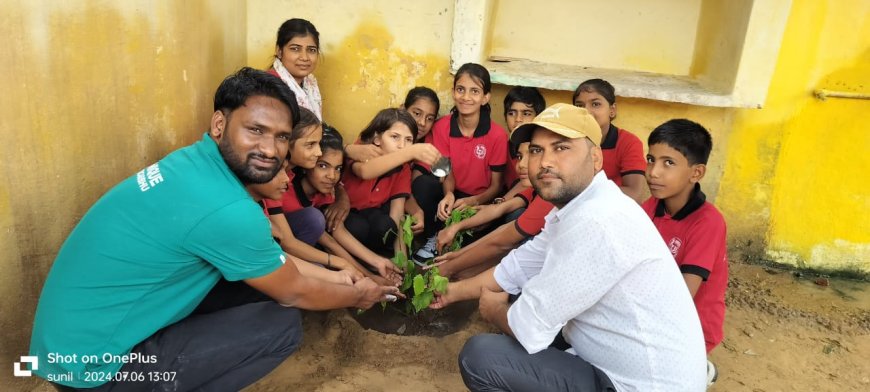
{"left": 316, "top": 20, "right": 453, "bottom": 138}
{"left": 0, "top": 1, "right": 247, "bottom": 388}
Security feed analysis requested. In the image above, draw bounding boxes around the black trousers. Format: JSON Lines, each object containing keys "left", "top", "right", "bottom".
{"left": 344, "top": 203, "right": 398, "bottom": 256}
{"left": 53, "top": 279, "right": 302, "bottom": 392}
{"left": 411, "top": 174, "right": 471, "bottom": 238}
{"left": 459, "top": 334, "right": 616, "bottom": 392}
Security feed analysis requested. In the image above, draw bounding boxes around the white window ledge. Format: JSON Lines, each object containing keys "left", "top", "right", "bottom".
{"left": 451, "top": 0, "right": 792, "bottom": 109}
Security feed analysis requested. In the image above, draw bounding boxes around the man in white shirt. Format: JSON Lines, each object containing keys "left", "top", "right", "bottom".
{"left": 431, "top": 104, "right": 706, "bottom": 391}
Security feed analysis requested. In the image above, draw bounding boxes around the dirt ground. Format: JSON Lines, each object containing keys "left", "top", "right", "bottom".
{"left": 17, "top": 261, "right": 868, "bottom": 391}
{"left": 246, "top": 261, "right": 870, "bottom": 392}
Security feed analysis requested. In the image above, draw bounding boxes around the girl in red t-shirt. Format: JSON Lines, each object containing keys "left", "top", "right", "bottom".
{"left": 572, "top": 78, "right": 646, "bottom": 203}
{"left": 413, "top": 63, "right": 508, "bottom": 260}
{"left": 263, "top": 108, "right": 364, "bottom": 281}
{"left": 339, "top": 109, "right": 440, "bottom": 283}
{"left": 401, "top": 87, "right": 441, "bottom": 236}
{"left": 246, "top": 159, "right": 354, "bottom": 286}
{"left": 291, "top": 128, "right": 392, "bottom": 285}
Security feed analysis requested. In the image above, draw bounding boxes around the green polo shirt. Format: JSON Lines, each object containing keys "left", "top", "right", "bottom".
{"left": 29, "top": 133, "right": 284, "bottom": 387}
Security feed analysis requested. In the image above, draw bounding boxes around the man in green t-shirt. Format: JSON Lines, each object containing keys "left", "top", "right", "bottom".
{"left": 29, "top": 68, "right": 401, "bottom": 391}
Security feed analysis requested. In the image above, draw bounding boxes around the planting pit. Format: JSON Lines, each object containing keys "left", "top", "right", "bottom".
{"left": 350, "top": 299, "right": 478, "bottom": 336}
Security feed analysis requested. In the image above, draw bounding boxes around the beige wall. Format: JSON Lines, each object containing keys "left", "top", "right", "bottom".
{"left": 489, "top": 0, "right": 702, "bottom": 75}
{"left": 0, "top": 0, "right": 247, "bottom": 388}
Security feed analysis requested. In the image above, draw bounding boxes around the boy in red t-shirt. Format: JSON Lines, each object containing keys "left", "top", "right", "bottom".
{"left": 428, "top": 140, "right": 554, "bottom": 280}
{"left": 501, "top": 86, "right": 545, "bottom": 201}
{"left": 641, "top": 119, "right": 728, "bottom": 387}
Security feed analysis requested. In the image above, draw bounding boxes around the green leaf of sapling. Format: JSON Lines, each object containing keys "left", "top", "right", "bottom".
{"left": 411, "top": 290, "right": 434, "bottom": 312}
{"left": 412, "top": 274, "right": 426, "bottom": 296}
{"left": 432, "top": 274, "right": 448, "bottom": 293}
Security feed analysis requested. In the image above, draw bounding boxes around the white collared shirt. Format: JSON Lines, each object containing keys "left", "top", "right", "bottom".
{"left": 495, "top": 171, "right": 707, "bottom": 391}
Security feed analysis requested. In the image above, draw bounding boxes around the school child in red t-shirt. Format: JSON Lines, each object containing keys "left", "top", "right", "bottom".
{"left": 262, "top": 108, "right": 361, "bottom": 280}
{"left": 434, "top": 141, "right": 532, "bottom": 254}
{"left": 264, "top": 126, "right": 393, "bottom": 285}
{"left": 501, "top": 86, "right": 545, "bottom": 202}
{"left": 299, "top": 126, "right": 405, "bottom": 286}
{"left": 641, "top": 119, "right": 728, "bottom": 386}
{"left": 573, "top": 78, "right": 646, "bottom": 203}
{"left": 405, "top": 86, "right": 440, "bottom": 146}
{"left": 339, "top": 108, "right": 440, "bottom": 284}
{"left": 429, "top": 139, "right": 554, "bottom": 279}
{"left": 246, "top": 159, "right": 354, "bottom": 286}
{"left": 413, "top": 63, "right": 509, "bottom": 260}
{"left": 401, "top": 87, "right": 441, "bottom": 236}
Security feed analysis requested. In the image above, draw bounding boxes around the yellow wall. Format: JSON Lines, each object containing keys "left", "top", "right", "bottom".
{"left": 717, "top": 0, "right": 870, "bottom": 273}
{"left": 1, "top": 0, "right": 867, "bottom": 388}
{"left": 0, "top": 0, "right": 247, "bottom": 388}
{"left": 247, "top": 0, "right": 868, "bottom": 274}
{"left": 246, "top": 0, "right": 456, "bottom": 136}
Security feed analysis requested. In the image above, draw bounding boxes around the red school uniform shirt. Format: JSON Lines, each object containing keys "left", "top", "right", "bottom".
{"left": 601, "top": 124, "right": 646, "bottom": 186}
{"left": 504, "top": 153, "right": 520, "bottom": 190}
{"left": 514, "top": 186, "right": 555, "bottom": 237}
{"left": 432, "top": 109, "right": 508, "bottom": 196}
{"left": 262, "top": 170, "right": 335, "bottom": 214}
{"left": 342, "top": 160, "right": 412, "bottom": 210}
{"left": 642, "top": 184, "right": 728, "bottom": 353}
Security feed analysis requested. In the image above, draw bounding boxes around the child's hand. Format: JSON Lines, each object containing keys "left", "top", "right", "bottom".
{"left": 410, "top": 209, "right": 425, "bottom": 235}
{"left": 453, "top": 196, "right": 478, "bottom": 210}
{"left": 375, "top": 258, "right": 403, "bottom": 286}
{"left": 410, "top": 143, "right": 441, "bottom": 166}
{"left": 436, "top": 227, "right": 457, "bottom": 255}
{"left": 369, "top": 274, "right": 394, "bottom": 287}
{"left": 337, "top": 263, "right": 365, "bottom": 282}
{"left": 427, "top": 249, "right": 462, "bottom": 278}
{"left": 325, "top": 194, "right": 350, "bottom": 232}
{"left": 333, "top": 270, "right": 355, "bottom": 286}
{"left": 437, "top": 193, "right": 455, "bottom": 221}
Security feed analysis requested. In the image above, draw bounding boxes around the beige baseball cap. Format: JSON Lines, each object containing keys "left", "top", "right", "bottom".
{"left": 510, "top": 103, "right": 602, "bottom": 146}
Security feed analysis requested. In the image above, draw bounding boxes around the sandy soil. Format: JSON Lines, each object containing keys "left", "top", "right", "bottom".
{"left": 16, "top": 261, "right": 868, "bottom": 391}
{"left": 247, "top": 261, "right": 870, "bottom": 392}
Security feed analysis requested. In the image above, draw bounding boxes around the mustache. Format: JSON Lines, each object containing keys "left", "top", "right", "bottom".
{"left": 247, "top": 153, "right": 279, "bottom": 165}
{"left": 536, "top": 167, "right": 561, "bottom": 180}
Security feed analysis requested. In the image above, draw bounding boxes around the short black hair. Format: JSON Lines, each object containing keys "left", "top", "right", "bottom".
{"left": 648, "top": 119, "right": 713, "bottom": 165}
{"left": 573, "top": 78, "right": 616, "bottom": 105}
{"left": 503, "top": 86, "right": 546, "bottom": 116}
{"left": 213, "top": 67, "right": 300, "bottom": 126}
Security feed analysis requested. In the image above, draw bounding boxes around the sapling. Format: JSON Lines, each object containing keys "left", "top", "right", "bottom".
{"left": 387, "top": 208, "right": 476, "bottom": 312}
